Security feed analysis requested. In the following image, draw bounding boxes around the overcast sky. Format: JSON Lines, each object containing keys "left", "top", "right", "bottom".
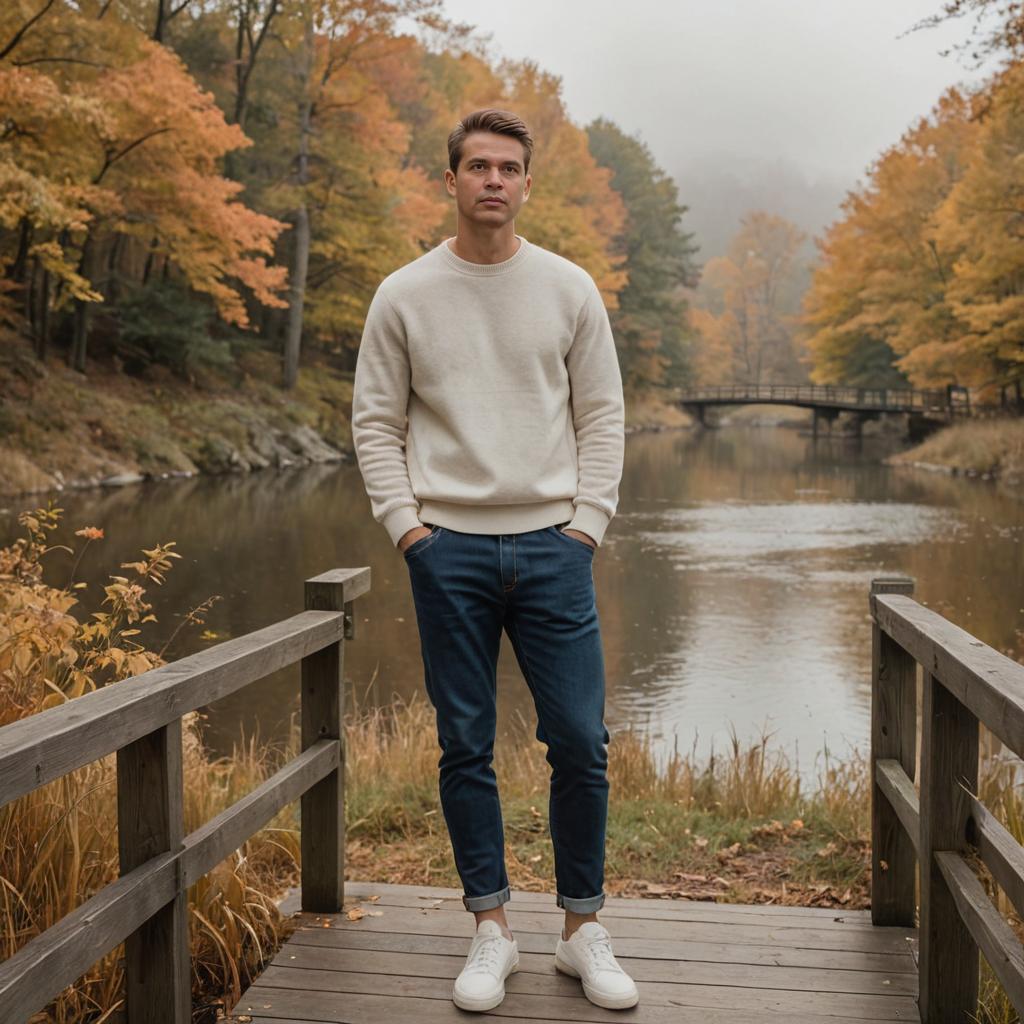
{"left": 430, "top": 1, "right": 997, "bottom": 255}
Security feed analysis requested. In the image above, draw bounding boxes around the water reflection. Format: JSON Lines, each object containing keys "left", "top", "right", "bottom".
{"left": 2, "top": 425, "right": 1022, "bottom": 779}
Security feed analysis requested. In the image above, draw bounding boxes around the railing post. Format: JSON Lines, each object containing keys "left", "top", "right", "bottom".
{"left": 117, "top": 722, "right": 190, "bottom": 1024}
{"left": 870, "top": 577, "right": 917, "bottom": 927}
{"left": 919, "top": 670, "right": 979, "bottom": 1021}
{"left": 301, "top": 571, "right": 349, "bottom": 911}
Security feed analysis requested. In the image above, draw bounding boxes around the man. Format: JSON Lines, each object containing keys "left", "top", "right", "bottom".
{"left": 351, "top": 108, "right": 637, "bottom": 1013}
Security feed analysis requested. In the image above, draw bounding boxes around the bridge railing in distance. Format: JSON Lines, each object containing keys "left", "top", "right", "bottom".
{"left": 677, "top": 384, "right": 953, "bottom": 412}
{"left": 0, "top": 566, "right": 370, "bottom": 1024}
{"left": 870, "top": 576, "right": 1024, "bottom": 1021}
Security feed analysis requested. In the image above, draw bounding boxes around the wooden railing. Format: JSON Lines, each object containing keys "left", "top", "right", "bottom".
{"left": 0, "top": 566, "right": 369, "bottom": 1024}
{"left": 870, "top": 576, "right": 1024, "bottom": 1021}
{"left": 679, "top": 384, "right": 959, "bottom": 413}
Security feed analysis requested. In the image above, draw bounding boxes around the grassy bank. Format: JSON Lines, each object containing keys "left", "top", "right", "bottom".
{"left": 887, "top": 416, "right": 1024, "bottom": 489}
{"left": 343, "top": 681, "right": 871, "bottom": 910}
{"left": 0, "top": 335, "right": 354, "bottom": 498}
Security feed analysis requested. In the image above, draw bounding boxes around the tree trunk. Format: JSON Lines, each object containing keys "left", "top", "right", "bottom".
{"left": 282, "top": 18, "right": 313, "bottom": 391}
{"left": 11, "top": 217, "right": 31, "bottom": 281}
{"left": 153, "top": 0, "right": 167, "bottom": 42}
{"left": 283, "top": 202, "right": 309, "bottom": 390}
{"left": 37, "top": 268, "right": 50, "bottom": 360}
{"left": 68, "top": 235, "right": 97, "bottom": 374}
{"left": 107, "top": 232, "right": 124, "bottom": 304}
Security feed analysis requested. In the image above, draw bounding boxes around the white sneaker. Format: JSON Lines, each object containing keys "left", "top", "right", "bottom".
{"left": 452, "top": 919, "right": 519, "bottom": 1012}
{"left": 554, "top": 921, "right": 640, "bottom": 1009}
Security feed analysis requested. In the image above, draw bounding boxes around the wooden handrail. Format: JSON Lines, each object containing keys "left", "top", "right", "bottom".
{"left": 870, "top": 575, "right": 1024, "bottom": 1021}
{"left": 0, "top": 565, "right": 370, "bottom": 1024}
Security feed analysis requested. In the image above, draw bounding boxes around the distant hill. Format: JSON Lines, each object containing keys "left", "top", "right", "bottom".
{"left": 674, "top": 152, "right": 852, "bottom": 267}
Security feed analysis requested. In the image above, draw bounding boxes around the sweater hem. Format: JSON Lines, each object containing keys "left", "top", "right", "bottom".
{"left": 417, "top": 498, "right": 578, "bottom": 535}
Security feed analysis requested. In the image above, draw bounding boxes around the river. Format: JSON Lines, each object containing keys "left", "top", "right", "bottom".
{"left": 3, "top": 423, "right": 1022, "bottom": 781}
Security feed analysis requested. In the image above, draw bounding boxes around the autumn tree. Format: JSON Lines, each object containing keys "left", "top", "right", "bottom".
{"left": 801, "top": 87, "right": 980, "bottom": 388}
{"left": 911, "top": 0, "right": 1024, "bottom": 66}
{"left": 587, "top": 117, "right": 699, "bottom": 390}
{"left": 0, "top": 0, "right": 288, "bottom": 372}
{"left": 930, "top": 63, "right": 1024, "bottom": 389}
{"left": 691, "top": 211, "right": 806, "bottom": 386}
{"left": 256, "top": 0, "right": 446, "bottom": 389}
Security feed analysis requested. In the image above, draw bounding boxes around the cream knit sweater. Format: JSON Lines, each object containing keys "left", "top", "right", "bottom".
{"left": 351, "top": 235, "right": 625, "bottom": 547}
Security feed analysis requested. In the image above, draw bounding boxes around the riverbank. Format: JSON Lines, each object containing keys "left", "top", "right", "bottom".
{"left": 0, "top": 335, "right": 692, "bottom": 499}
{"left": 886, "top": 416, "right": 1024, "bottom": 489}
{"left": 0, "top": 335, "right": 353, "bottom": 498}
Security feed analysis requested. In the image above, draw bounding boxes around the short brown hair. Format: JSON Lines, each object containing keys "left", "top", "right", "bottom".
{"left": 447, "top": 109, "right": 534, "bottom": 175}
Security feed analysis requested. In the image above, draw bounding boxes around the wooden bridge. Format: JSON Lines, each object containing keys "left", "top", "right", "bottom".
{"left": 677, "top": 383, "right": 971, "bottom": 438}
{"left": 3, "top": 568, "right": 1024, "bottom": 1022}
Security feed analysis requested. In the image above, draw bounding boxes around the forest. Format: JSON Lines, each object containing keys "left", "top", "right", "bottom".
{"left": 803, "top": 1, "right": 1024, "bottom": 402}
{"left": 0, "top": 0, "right": 699, "bottom": 400}
{"left": 3, "top": 0, "right": 1024, "bottom": 461}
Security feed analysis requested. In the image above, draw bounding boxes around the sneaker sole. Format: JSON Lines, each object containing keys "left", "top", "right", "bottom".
{"left": 554, "top": 952, "right": 640, "bottom": 1009}
{"left": 452, "top": 959, "right": 519, "bottom": 1012}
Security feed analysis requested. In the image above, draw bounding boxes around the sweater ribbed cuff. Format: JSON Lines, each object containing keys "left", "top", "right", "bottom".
{"left": 565, "top": 503, "right": 612, "bottom": 546}
{"left": 383, "top": 504, "right": 424, "bottom": 548}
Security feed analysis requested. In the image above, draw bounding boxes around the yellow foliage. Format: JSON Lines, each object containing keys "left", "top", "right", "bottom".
{"left": 692, "top": 212, "right": 807, "bottom": 385}
{"left": 0, "top": 503, "right": 297, "bottom": 1020}
{"left": 0, "top": 1, "right": 288, "bottom": 328}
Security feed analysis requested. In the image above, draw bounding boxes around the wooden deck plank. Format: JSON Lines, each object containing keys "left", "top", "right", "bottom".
{"left": 335, "top": 888, "right": 888, "bottom": 933}
{"left": 334, "top": 880, "right": 876, "bottom": 921}
{"left": 289, "top": 903, "right": 913, "bottom": 954}
{"left": 267, "top": 942, "right": 917, "bottom": 996}
{"left": 237, "top": 987, "right": 915, "bottom": 1023}
{"left": 291, "top": 923, "right": 917, "bottom": 974}
{"left": 236, "top": 883, "right": 920, "bottom": 1023}
{"left": 252, "top": 962, "right": 919, "bottom": 1017}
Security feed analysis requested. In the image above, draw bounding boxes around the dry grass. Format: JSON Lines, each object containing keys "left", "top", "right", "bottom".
{"left": 889, "top": 416, "right": 1024, "bottom": 485}
{"left": 341, "top": 677, "right": 874, "bottom": 910}
{"left": 0, "top": 506, "right": 300, "bottom": 1023}
{"left": 623, "top": 386, "right": 693, "bottom": 431}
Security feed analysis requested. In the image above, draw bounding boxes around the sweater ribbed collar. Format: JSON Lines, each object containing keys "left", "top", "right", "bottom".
{"left": 437, "top": 235, "right": 533, "bottom": 276}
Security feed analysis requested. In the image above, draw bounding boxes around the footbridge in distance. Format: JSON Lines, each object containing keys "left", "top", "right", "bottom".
{"left": 677, "top": 383, "right": 972, "bottom": 438}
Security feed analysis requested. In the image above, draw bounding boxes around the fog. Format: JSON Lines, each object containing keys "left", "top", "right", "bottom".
{"left": 432, "top": 1, "right": 995, "bottom": 258}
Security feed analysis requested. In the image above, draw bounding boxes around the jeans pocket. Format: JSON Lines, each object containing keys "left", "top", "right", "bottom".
{"left": 403, "top": 524, "right": 441, "bottom": 559}
{"left": 551, "top": 524, "right": 595, "bottom": 554}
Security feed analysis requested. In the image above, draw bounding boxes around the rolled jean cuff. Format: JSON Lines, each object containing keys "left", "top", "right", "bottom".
{"left": 557, "top": 890, "right": 606, "bottom": 913}
{"left": 462, "top": 884, "right": 511, "bottom": 912}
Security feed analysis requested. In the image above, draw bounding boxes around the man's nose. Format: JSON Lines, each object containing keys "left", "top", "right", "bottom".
{"left": 485, "top": 166, "right": 503, "bottom": 188}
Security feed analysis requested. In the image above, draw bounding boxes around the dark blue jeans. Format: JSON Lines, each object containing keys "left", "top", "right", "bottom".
{"left": 404, "top": 522, "right": 610, "bottom": 914}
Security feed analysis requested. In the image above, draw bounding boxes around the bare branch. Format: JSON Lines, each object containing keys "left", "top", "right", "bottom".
{"left": 0, "top": 0, "right": 56, "bottom": 61}
{"left": 94, "top": 128, "right": 173, "bottom": 184}
{"left": 12, "top": 56, "right": 109, "bottom": 69}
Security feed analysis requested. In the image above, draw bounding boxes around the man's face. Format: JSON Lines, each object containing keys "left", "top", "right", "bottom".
{"left": 444, "top": 131, "right": 531, "bottom": 228}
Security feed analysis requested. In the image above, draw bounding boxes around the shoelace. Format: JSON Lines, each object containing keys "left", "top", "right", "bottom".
{"left": 466, "top": 935, "right": 506, "bottom": 974}
{"left": 580, "top": 933, "right": 622, "bottom": 973}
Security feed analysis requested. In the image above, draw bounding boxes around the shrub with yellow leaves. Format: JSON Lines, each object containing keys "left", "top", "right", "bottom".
{"left": 0, "top": 502, "right": 300, "bottom": 1024}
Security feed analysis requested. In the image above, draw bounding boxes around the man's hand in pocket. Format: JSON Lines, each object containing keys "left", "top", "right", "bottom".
{"left": 398, "top": 525, "right": 432, "bottom": 552}
{"left": 563, "top": 528, "right": 597, "bottom": 549}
